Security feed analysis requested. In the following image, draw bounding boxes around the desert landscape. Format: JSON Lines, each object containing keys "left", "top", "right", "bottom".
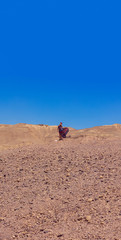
{"left": 0, "top": 123, "right": 121, "bottom": 240}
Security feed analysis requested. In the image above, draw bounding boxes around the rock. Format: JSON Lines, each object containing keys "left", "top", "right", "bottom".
{"left": 77, "top": 216, "right": 83, "bottom": 221}
{"left": 88, "top": 198, "right": 93, "bottom": 202}
{"left": 57, "top": 234, "right": 64, "bottom": 237}
{"left": 85, "top": 215, "right": 91, "bottom": 222}
{"left": 0, "top": 217, "right": 4, "bottom": 222}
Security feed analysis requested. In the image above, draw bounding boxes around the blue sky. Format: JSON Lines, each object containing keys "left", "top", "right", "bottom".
{"left": 0, "top": 0, "right": 121, "bottom": 129}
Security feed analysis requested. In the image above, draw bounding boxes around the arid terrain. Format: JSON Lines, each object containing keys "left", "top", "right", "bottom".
{"left": 0, "top": 124, "right": 121, "bottom": 240}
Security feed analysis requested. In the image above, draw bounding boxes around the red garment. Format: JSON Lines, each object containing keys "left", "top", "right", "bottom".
{"left": 58, "top": 125, "right": 69, "bottom": 138}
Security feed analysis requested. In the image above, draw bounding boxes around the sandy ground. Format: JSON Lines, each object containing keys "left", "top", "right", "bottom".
{"left": 0, "top": 137, "right": 121, "bottom": 240}
{"left": 0, "top": 123, "right": 121, "bottom": 150}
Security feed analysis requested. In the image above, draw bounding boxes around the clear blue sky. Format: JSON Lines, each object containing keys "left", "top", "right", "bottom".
{"left": 0, "top": 0, "right": 121, "bottom": 129}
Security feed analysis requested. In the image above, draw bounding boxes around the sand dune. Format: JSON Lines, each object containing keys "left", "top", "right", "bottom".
{"left": 0, "top": 123, "right": 121, "bottom": 150}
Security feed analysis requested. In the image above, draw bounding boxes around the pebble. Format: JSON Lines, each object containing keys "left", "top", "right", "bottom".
{"left": 85, "top": 215, "right": 91, "bottom": 222}
{"left": 88, "top": 198, "right": 93, "bottom": 202}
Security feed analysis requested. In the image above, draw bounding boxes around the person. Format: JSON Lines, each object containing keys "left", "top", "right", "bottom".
{"left": 58, "top": 122, "right": 69, "bottom": 140}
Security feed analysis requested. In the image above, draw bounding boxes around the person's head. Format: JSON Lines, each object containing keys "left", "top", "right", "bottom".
{"left": 60, "top": 122, "right": 62, "bottom": 126}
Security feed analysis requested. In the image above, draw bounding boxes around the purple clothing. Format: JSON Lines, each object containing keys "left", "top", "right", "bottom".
{"left": 58, "top": 125, "right": 69, "bottom": 138}
{"left": 58, "top": 125, "right": 64, "bottom": 132}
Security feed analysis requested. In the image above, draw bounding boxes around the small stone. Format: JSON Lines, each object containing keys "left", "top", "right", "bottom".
{"left": 66, "top": 173, "right": 70, "bottom": 177}
{"left": 0, "top": 217, "right": 4, "bottom": 222}
{"left": 77, "top": 217, "right": 83, "bottom": 221}
{"left": 12, "top": 235, "right": 17, "bottom": 239}
{"left": 99, "top": 195, "right": 103, "bottom": 198}
{"left": 100, "top": 221, "right": 104, "bottom": 225}
{"left": 85, "top": 215, "right": 91, "bottom": 222}
{"left": 57, "top": 234, "right": 63, "bottom": 237}
{"left": 88, "top": 198, "right": 93, "bottom": 202}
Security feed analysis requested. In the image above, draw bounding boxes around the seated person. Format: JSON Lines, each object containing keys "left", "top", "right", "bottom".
{"left": 58, "top": 122, "right": 69, "bottom": 140}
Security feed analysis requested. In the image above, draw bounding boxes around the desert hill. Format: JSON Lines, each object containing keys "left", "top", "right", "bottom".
{"left": 0, "top": 123, "right": 121, "bottom": 150}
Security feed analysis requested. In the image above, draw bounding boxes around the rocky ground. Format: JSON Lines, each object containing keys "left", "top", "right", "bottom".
{"left": 0, "top": 138, "right": 121, "bottom": 240}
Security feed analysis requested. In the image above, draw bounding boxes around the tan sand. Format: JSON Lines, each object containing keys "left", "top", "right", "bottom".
{"left": 0, "top": 123, "right": 121, "bottom": 150}
{"left": 0, "top": 124, "right": 121, "bottom": 239}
